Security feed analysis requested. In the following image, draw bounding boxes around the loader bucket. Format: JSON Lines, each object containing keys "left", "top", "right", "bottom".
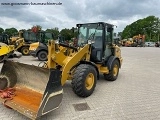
{"left": 0, "top": 60, "right": 63, "bottom": 119}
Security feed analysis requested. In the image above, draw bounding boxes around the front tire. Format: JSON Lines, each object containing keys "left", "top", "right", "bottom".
{"left": 104, "top": 59, "right": 120, "bottom": 81}
{"left": 71, "top": 64, "right": 97, "bottom": 97}
{"left": 21, "top": 47, "right": 29, "bottom": 55}
{"left": 38, "top": 51, "right": 48, "bottom": 61}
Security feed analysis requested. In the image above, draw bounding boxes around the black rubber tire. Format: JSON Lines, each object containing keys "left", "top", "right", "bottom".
{"left": 17, "top": 48, "right": 21, "bottom": 52}
{"left": 38, "top": 51, "right": 48, "bottom": 61}
{"left": 71, "top": 64, "right": 97, "bottom": 97}
{"left": 21, "top": 47, "right": 29, "bottom": 55}
{"left": 0, "top": 55, "right": 7, "bottom": 63}
{"left": 0, "top": 76, "right": 8, "bottom": 90}
{"left": 104, "top": 59, "right": 120, "bottom": 81}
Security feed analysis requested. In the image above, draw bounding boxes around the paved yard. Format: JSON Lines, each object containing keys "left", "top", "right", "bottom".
{"left": 0, "top": 47, "right": 160, "bottom": 120}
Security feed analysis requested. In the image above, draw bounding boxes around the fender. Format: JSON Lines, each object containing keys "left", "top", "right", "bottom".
{"left": 106, "top": 56, "right": 120, "bottom": 70}
{"left": 72, "top": 60, "right": 99, "bottom": 79}
{"left": 36, "top": 43, "right": 48, "bottom": 56}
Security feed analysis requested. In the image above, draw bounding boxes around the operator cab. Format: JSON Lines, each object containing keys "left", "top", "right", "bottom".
{"left": 21, "top": 31, "right": 54, "bottom": 44}
{"left": 0, "top": 34, "right": 9, "bottom": 44}
{"left": 38, "top": 32, "right": 54, "bottom": 44}
{"left": 22, "top": 31, "right": 37, "bottom": 43}
{"left": 77, "top": 22, "right": 114, "bottom": 63}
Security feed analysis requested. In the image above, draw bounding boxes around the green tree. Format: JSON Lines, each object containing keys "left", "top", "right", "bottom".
{"left": 60, "top": 28, "right": 75, "bottom": 40}
{"left": 5, "top": 27, "right": 18, "bottom": 36}
{"left": 27, "top": 29, "right": 31, "bottom": 31}
{"left": 0, "top": 27, "right": 4, "bottom": 34}
{"left": 121, "top": 16, "right": 160, "bottom": 42}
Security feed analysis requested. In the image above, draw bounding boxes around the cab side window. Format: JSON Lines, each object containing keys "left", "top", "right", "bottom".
{"left": 106, "top": 31, "right": 112, "bottom": 44}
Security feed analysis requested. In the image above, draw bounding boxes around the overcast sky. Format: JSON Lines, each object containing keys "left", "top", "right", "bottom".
{"left": 0, "top": 0, "right": 160, "bottom": 33}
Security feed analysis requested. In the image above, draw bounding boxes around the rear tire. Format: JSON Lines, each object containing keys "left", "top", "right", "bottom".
{"left": 21, "top": 47, "right": 29, "bottom": 55}
{"left": 38, "top": 51, "right": 48, "bottom": 61}
{"left": 104, "top": 59, "right": 120, "bottom": 81}
{"left": 71, "top": 64, "right": 97, "bottom": 97}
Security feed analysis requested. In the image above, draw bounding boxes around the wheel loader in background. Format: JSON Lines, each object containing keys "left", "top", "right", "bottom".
{"left": 29, "top": 34, "right": 65, "bottom": 61}
{"left": 0, "top": 30, "right": 47, "bottom": 62}
{"left": 29, "top": 31, "right": 54, "bottom": 61}
{"left": 0, "top": 37, "right": 24, "bottom": 62}
{"left": 124, "top": 39, "right": 133, "bottom": 47}
{"left": 10, "top": 30, "right": 40, "bottom": 55}
{"left": 132, "top": 34, "right": 145, "bottom": 47}
{"left": 0, "top": 22, "right": 123, "bottom": 119}
{"left": 0, "top": 34, "right": 13, "bottom": 62}
{"left": 0, "top": 30, "right": 37, "bottom": 62}
{"left": 0, "top": 42, "right": 14, "bottom": 62}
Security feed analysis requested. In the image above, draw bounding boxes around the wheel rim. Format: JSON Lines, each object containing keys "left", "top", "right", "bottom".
{"left": 113, "top": 64, "right": 118, "bottom": 76}
{"left": 41, "top": 53, "right": 46, "bottom": 59}
{"left": 23, "top": 49, "right": 29, "bottom": 55}
{"left": 43, "top": 63, "right": 48, "bottom": 68}
{"left": 85, "top": 73, "right": 94, "bottom": 90}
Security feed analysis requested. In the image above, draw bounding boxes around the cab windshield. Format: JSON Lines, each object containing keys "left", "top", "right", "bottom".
{"left": 44, "top": 32, "right": 54, "bottom": 43}
{"left": 38, "top": 32, "right": 53, "bottom": 43}
{"left": 77, "top": 23, "right": 103, "bottom": 47}
{"left": 23, "top": 32, "right": 37, "bottom": 41}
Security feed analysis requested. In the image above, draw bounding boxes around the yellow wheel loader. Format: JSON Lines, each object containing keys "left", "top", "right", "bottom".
{"left": 0, "top": 42, "right": 14, "bottom": 62}
{"left": 0, "top": 33, "right": 25, "bottom": 62}
{"left": 10, "top": 30, "right": 36, "bottom": 55}
{"left": 0, "top": 38, "right": 24, "bottom": 62}
{"left": 0, "top": 31, "right": 35, "bottom": 58}
{"left": 10, "top": 30, "right": 46, "bottom": 56}
{"left": 29, "top": 32, "right": 55, "bottom": 61}
{"left": 29, "top": 34, "right": 65, "bottom": 61}
{"left": 0, "top": 22, "right": 123, "bottom": 119}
